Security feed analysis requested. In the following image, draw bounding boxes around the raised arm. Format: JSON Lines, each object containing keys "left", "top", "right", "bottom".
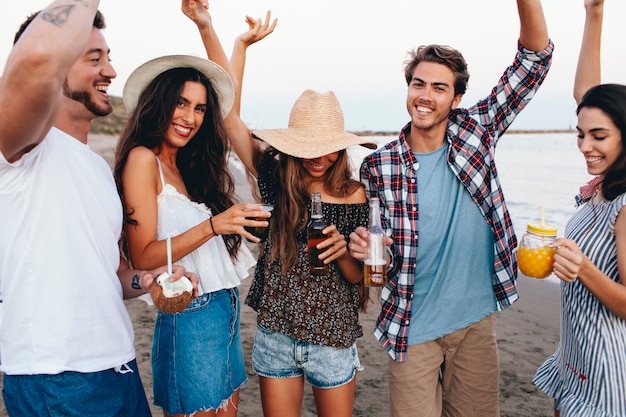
{"left": 182, "top": 0, "right": 275, "bottom": 176}
{"left": 182, "top": 0, "right": 231, "bottom": 85}
{"left": 225, "top": 12, "right": 277, "bottom": 176}
{"left": 517, "top": 0, "right": 550, "bottom": 51}
{"left": 574, "top": 0, "right": 604, "bottom": 104}
{"left": 0, "top": 0, "right": 100, "bottom": 162}
{"left": 229, "top": 13, "right": 277, "bottom": 117}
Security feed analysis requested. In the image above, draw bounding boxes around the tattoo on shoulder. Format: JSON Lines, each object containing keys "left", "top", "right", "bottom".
{"left": 131, "top": 274, "right": 141, "bottom": 290}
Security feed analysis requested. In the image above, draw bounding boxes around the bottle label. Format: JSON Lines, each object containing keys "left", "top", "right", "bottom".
{"left": 366, "top": 234, "right": 385, "bottom": 261}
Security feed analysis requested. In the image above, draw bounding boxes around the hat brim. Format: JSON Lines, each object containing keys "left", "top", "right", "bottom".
{"left": 123, "top": 55, "right": 234, "bottom": 118}
{"left": 252, "top": 128, "right": 377, "bottom": 159}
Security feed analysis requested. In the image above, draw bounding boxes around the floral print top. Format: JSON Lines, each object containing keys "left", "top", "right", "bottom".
{"left": 245, "top": 151, "right": 368, "bottom": 348}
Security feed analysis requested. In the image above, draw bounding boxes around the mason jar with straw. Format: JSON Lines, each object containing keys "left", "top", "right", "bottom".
{"left": 517, "top": 206, "right": 558, "bottom": 279}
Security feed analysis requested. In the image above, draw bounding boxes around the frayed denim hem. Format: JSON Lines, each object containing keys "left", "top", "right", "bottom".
{"left": 167, "top": 383, "right": 247, "bottom": 416}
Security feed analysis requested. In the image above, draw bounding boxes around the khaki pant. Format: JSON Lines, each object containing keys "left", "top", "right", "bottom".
{"left": 388, "top": 314, "right": 500, "bottom": 417}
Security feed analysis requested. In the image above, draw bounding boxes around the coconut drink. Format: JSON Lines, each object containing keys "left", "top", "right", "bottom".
{"left": 150, "top": 272, "right": 193, "bottom": 314}
{"left": 150, "top": 233, "right": 194, "bottom": 313}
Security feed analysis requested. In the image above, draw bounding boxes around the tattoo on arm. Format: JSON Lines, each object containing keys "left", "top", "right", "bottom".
{"left": 40, "top": 1, "right": 89, "bottom": 28}
{"left": 41, "top": 6, "right": 74, "bottom": 27}
{"left": 131, "top": 274, "right": 142, "bottom": 290}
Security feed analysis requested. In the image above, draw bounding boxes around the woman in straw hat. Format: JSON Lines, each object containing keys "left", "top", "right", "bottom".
{"left": 113, "top": 2, "right": 272, "bottom": 416}
{"left": 184, "top": 5, "right": 378, "bottom": 417}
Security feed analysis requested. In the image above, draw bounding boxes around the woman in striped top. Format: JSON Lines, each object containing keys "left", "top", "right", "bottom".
{"left": 533, "top": 1, "right": 626, "bottom": 416}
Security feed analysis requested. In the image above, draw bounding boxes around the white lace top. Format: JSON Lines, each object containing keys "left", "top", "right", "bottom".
{"left": 143, "top": 158, "right": 255, "bottom": 301}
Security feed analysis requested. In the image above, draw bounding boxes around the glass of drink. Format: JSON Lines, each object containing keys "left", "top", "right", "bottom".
{"left": 244, "top": 204, "right": 273, "bottom": 242}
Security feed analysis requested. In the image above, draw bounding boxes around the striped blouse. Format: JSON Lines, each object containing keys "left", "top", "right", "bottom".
{"left": 534, "top": 192, "right": 626, "bottom": 416}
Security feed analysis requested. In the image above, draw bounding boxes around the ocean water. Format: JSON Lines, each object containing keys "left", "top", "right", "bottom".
{"left": 494, "top": 133, "right": 593, "bottom": 236}
{"left": 348, "top": 132, "right": 593, "bottom": 284}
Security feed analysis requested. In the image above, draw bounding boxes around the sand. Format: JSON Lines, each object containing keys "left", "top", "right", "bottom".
{"left": 0, "top": 134, "right": 562, "bottom": 416}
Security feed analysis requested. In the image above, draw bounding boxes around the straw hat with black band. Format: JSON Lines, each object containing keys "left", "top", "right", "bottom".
{"left": 123, "top": 54, "right": 234, "bottom": 118}
{"left": 251, "top": 89, "right": 377, "bottom": 159}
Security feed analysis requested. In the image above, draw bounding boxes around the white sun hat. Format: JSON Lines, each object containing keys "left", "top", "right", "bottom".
{"left": 123, "top": 54, "right": 234, "bottom": 118}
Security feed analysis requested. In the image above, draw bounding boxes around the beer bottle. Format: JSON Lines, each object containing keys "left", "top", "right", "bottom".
{"left": 364, "top": 197, "right": 387, "bottom": 287}
{"left": 307, "top": 192, "right": 329, "bottom": 276}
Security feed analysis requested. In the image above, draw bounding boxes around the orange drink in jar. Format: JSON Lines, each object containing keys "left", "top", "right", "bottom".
{"left": 518, "top": 222, "right": 557, "bottom": 279}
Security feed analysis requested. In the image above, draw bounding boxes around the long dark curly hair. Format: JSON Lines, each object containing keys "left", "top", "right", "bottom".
{"left": 114, "top": 67, "right": 241, "bottom": 260}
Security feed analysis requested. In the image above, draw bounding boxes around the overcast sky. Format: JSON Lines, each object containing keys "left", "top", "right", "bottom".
{"left": 2, "top": 1, "right": 625, "bottom": 131}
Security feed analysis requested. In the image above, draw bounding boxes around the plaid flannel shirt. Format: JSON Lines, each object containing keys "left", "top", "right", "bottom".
{"left": 361, "top": 40, "right": 554, "bottom": 362}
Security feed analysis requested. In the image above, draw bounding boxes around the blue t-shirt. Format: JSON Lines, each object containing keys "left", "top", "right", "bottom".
{"left": 408, "top": 144, "right": 497, "bottom": 345}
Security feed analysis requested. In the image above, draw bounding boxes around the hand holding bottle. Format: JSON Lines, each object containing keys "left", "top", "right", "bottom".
{"left": 364, "top": 198, "right": 387, "bottom": 287}
{"left": 310, "top": 224, "right": 348, "bottom": 262}
{"left": 348, "top": 227, "right": 393, "bottom": 261}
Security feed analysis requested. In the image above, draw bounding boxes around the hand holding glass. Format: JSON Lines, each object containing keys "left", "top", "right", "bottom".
{"left": 244, "top": 204, "right": 274, "bottom": 242}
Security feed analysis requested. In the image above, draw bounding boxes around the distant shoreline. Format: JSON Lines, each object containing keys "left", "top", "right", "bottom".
{"left": 350, "top": 129, "right": 576, "bottom": 137}
{"left": 91, "top": 97, "right": 576, "bottom": 138}
{"left": 91, "top": 128, "right": 578, "bottom": 137}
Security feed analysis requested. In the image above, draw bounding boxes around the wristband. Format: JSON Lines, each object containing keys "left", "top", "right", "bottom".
{"left": 209, "top": 216, "right": 219, "bottom": 236}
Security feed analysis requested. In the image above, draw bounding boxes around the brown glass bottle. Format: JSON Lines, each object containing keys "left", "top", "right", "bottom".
{"left": 307, "top": 192, "right": 329, "bottom": 276}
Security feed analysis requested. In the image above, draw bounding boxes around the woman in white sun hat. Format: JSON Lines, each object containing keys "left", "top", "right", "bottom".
{"left": 183, "top": 3, "right": 379, "bottom": 417}
{"left": 113, "top": 2, "right": 272, "bottom": 416}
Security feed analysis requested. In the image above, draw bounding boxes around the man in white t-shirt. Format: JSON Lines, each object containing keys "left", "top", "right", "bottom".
{"left": 0, "top": 1, "right": 195, "bottom": 415}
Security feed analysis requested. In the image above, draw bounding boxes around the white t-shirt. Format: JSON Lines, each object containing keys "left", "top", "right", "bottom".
{"left": 0, "top": 128, "right": 135, "bottom": 374}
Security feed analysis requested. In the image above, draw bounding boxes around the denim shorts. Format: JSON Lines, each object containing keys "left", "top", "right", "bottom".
{"left": 152, "top": 288, "right": 247, "bottom": 415}
{"left": 2, "top": 359, "right": 150, "bottom": 417}
{"left": 252, "top": 324, "right": 363, "bottom": 389}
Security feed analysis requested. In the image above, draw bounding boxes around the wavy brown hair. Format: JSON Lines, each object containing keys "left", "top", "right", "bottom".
{"left": 404, "top": 44, "right": 469, "bottom": 96}
{"left": 267, "top": 149, "right": 370, "bottom": 311}
{"left": 114, "top": 67, "right": 241, "bottom": 260}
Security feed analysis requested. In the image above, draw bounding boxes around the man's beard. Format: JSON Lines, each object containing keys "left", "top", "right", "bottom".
{"left": 63, "top": 82, "right": 112, "bottom": 117}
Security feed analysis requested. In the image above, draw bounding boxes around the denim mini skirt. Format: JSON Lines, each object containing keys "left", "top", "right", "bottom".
{"left": 152, "top": 288, "right": 247, "bottom": 414}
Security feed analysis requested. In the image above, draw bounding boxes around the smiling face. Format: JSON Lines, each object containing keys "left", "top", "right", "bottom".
{"left": 577, "top": 106, "right": 624, "bottom": 178}
{"left": 406, "top": 61, "right": 462, "bottom": 136}
{"left": 302, "top": 152, "right": 340, "bottom": 180}
{"left": 163, "top": 81, "right": 208, "bottom": 150}
{"left": 64, "top": 28, "right": 116, "bottom": 117}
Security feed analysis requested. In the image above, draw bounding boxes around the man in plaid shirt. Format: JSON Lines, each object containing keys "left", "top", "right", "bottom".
{"left": 348, "top": 1, "right": 553, "bottom": 416}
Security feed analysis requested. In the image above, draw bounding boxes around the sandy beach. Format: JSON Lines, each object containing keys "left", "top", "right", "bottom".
{"left": 0, "top": 134, "right": 562, "bottom": 416}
